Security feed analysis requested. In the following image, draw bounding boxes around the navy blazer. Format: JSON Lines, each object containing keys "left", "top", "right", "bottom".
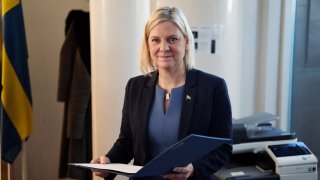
{"left": 106, "top": 68, "right": 232, "bottom": 180}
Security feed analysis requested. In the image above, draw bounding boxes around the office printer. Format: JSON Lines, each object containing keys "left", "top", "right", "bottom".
{"left": 214, "top": 112, "right": 318, "bottom": 180}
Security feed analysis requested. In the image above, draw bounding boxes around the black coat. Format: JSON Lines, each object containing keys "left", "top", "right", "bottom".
{"left": 58, "top": 10, "right": 92, "bottom": 180}
{"left": 106, "top": 68, "right": 232, "bottom": 180}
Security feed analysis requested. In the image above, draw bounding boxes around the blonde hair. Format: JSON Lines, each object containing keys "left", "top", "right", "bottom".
{"left": 139, "top": 7, "right": 195, "bottom": 75}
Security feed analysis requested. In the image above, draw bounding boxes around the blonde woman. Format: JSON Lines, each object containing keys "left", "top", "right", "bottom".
{"left": 91, "top": 7, "right": 232, "bottom": 180}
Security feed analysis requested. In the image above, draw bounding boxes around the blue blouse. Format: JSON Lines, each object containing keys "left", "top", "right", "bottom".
{"left": 147, "top": 84, "right": 185, "bottom": 162}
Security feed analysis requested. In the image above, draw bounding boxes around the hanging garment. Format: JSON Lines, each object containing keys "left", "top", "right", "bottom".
{"left": 57, "top": 10, "right": 92, "bottom": 180}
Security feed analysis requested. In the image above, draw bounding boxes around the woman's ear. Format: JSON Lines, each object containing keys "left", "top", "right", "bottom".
{"left": 185, "top": 39, "right": 189, "bottom": 50}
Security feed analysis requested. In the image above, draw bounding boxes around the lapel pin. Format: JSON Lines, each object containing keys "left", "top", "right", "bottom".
{"left": 186, "top": 95, "right": 191, "bottom": 101}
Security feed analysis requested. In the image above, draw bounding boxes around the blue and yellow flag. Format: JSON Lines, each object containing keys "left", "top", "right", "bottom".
{"left": 1, "top": 0, "right": 33, "bottom": 163}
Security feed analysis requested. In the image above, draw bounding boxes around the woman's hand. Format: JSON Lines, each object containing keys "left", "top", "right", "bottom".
{"left": 90, "top": 156, "right": 111, "bottom": 178}
{"left": 162, "top": 163, "right": 194, "bottom": 180}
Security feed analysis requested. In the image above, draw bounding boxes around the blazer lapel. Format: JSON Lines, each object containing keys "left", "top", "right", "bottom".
{"left": 139, "top": 71, "right": 158, "bottom": 163}
{"left": 178, "top": 69, "right": 197, "bottom": 139}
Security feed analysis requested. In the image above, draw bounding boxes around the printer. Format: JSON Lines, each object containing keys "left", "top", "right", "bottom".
{"left": 214, "top": 112, "right": 318, "bottom": 180}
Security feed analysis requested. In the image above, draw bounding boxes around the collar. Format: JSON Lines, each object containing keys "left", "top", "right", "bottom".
{"left": 145, "top": 69, "right": 198, "bottom": 89}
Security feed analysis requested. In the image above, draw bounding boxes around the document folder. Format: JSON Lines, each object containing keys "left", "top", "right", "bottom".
{"left": 69, "top": 134, "right": 230, "bottom": 177}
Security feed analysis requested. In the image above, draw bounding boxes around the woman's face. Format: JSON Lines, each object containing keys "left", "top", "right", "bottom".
{"left": 148, "top": 21, "right": 188, "bottom": 72}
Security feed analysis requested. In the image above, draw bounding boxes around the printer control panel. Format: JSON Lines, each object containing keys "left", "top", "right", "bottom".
{"left": 266, "top": 142, "right": 318, "bottom": 179}
{"left": 266, "top": 142, "right": 318, "bottom": 166}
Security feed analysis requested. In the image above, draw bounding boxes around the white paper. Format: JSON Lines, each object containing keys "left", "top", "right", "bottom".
{"left": 191, "top": 25, "right": 223, "bottom": 55}
{"left": 70, "top": 163, "right": 143, "bottom": 174}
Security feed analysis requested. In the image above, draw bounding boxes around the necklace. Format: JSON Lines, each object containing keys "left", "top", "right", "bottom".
{"left": 165, "top": 93, "right": 171, "bottom": 100}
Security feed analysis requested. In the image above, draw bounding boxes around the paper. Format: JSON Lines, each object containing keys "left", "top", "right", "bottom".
{"left": 191, "top": 25, "right": 223, "bottom": 55}
{"left": 69, "top": 163, "right": 142, "bottom": 175}
{"left": 69, "top": 134, "right": 230, "bottom": 177}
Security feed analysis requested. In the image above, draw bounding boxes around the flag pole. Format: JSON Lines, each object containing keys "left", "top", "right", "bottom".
{"left": 0, "top": 86, "right": 10, "bottom": 180}
{"left": 1, "top": 84, "right": 3, "bottom": 180}
{"left": 7, "top": 163, "right": 11, "bottom": 180}
{"left": 21, "top": 142, "right": 27, "bottom": 180}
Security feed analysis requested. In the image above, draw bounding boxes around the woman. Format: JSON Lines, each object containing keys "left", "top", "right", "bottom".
{"left": 91, "top": 6, "right": 232, "bottom": 180}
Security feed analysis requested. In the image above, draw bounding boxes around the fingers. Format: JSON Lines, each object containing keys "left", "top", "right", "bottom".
{"left": 162, "top": 164, "right": 194, "bottom": 180}
{"left": 90, "top": 158, "right": 100, "bottom": 164}
{"left": 163, "top": 173, "right": 189, "bottom": 179}
{"left": 173, "top": 167, "right": 189, "bottom": 174}
{"left": 99, "top": 156, "right": 110, "bottom": 164}
{"left": 90, "top": 156, "right": 110, "bottom": 164}
{"left": 90, "top": 156, "right": 111, "bottom": 178}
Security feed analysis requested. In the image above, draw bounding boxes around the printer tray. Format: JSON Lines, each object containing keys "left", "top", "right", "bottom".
{"left": 214, "top": 166, "right": 279, "bottom": 180}
{"left": 214, "top": 152, "right": 280, "bottom": 180}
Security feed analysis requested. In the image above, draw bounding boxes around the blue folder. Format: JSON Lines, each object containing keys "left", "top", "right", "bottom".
{"left": 70, "top": 134, "right": 230, "bottom": 177}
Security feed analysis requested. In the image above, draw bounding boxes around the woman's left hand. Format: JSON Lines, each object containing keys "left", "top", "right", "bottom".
{"left": 162, "top": 163, "right": 194, "bottom": 180}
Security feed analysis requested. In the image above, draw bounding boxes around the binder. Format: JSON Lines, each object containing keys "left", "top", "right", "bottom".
{"left": 69, "top": 134, "right": 230, "bottom": 177}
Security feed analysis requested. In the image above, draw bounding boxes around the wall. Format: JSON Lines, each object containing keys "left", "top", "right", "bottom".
{"left": 12, "top": 0, "right": 89, "bottom": 180}
{"left": 291, "top": 0, "right": 320, "bottom": 175}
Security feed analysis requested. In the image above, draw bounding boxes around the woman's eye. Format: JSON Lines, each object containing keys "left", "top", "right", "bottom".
{"left": 169, "top": 38, "right": 178, "bottom": 43}
{"left": 151, "top": 39, "right": 159, "bottom": 43}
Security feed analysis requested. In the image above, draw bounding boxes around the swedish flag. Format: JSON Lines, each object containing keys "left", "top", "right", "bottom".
{"left": 1, "top": 0, "right": 33, "bottom": 163}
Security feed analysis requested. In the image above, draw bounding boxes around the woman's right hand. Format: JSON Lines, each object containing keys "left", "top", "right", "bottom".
{"left": 90, "top": 156, "right": 111, "bottom": 178}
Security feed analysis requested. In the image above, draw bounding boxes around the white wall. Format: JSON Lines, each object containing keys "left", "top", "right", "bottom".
{"left": 15, "top": 1, "right": 89, "bottom": 180}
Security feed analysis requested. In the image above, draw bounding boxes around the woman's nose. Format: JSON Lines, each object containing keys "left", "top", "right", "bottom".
{"left": 160, "top": 41, "right": 170, "bottom": 52}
